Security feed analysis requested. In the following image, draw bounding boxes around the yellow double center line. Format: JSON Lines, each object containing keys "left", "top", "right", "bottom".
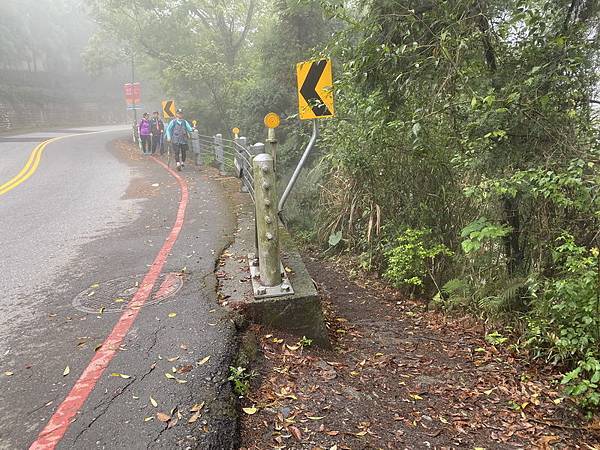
{"left": 0, "top": 136, "right": 64, "bottom": 197}
{"left": 0, "top": 129, "right": 126, "bottom": 197}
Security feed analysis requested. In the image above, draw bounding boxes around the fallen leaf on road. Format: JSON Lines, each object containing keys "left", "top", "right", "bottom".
{"left": 165, "top": 373, "right": 176, "bottom": 379}
{"left": 4, "top": 371, "right": 14, "bottom": 376}
{"left": 177, "top": 364, "right": 193, "bottom": 374}
{"left": 176, "top": 379, "right": 187, "bottom": 384}
{"left": 190, "top": 402, "right": 205, "bottom": 412}
{"left": 188, "top": 411, "right": 201, "bottom": 424}
{"left": 307, "top": 416, "right": 325, "bottom": 420}
{"left": 168, "top": 313, "right": 177, "bottom": 318}
{"left": 94, "top": 344, "right": 103, "bottom": 352}
{"left": 150, "top": 397, "right": 158, "bottom": 407}
{"left": 167, "top": 356, "right": 179, "bottom": 362}
{"left": 144, "top": 417, "right": 154, "bottom": 422}
{"left": 114, "top": 298, "right": 125, "bottom": 303}
{"left": 63, "top": 366, "right": 70, "bottom": 376}
{"left": 111, "top": 373, "right": 131, "bottom": 379}
{"left": 90, "top": 284, "right": 100, "bottom": 289}
{"left": 157, "top": 412, "right": 171, "bottom": 422}
{"left": 197, "top": 356, "right": 211, "bottom": 366}
{"left": 242, "top": 407, "right": 258, "bottom": 415}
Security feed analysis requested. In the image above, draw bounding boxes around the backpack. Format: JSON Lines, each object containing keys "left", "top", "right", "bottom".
{"left": 172, "top": 120, "right": 189, "bottom": 144}
{"left": 139, "top": 119, "right": 151, "bottom": 136}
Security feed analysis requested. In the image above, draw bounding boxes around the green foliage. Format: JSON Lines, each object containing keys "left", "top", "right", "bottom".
{"left": 314, "top": 0, "right": 599, "bottom": 410}
{"left": 562, "top": 355, "right": 600, "bottom": 411}
{"left": 383, "top": 229, "right": 452, "bottom": 291}
{"left": 460, "top": 218, "right": 511, "bottom": 254}
{"left": 524, "top": 236, "right": 599, "bottom": 409}
{"left": 228, "top": 366, "right": 256, "bottom": 396}
{"left": 328, "top": 231, "right": 342, "bottom": 247}
{"left": 298, "top": 336, "right": 313, "bottom": 348}
{"left": 485, "top": 331, "right": 508, "bottom": 346}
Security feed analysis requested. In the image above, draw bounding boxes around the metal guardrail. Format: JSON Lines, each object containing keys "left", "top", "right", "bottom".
{"left": 188, "top": 131, "right": 257, "bottom": 202}
{"left": 187, "top": 127, "right": 292, "bottom": 299}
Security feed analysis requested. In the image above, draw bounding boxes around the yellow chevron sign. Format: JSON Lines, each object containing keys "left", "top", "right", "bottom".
{"left": 297, "top": 59, "right": 335, "bottom": 120}
{"left": 162, "top": 100, "right": 176, "bottom": 119}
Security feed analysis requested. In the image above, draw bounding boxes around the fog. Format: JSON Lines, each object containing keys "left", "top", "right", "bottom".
{"left": 0, "top": 0, "right": 159, "bottom": 130}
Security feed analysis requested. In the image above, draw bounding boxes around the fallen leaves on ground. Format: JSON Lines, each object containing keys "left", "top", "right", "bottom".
{"left": 238, "top": 257, "right": 600, "bottom": 449}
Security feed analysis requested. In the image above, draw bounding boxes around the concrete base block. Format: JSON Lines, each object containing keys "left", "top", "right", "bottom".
{"left": 245, "top": 238, "right": 329, "bottom": 348}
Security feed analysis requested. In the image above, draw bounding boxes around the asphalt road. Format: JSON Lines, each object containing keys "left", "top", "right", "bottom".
{"left": 0, "top": 127, "right": 239, "bottom": 449}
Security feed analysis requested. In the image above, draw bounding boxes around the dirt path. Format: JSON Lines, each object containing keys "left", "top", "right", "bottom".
{"left": 239, "top": 256, "right": 600, "bottom": 449}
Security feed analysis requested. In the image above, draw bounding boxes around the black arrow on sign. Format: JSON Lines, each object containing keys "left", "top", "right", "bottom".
{"left": 300, "top": 59, "right": 332, "bottom": 117}
{"left": 163, "top": 101, "right": 174, "bottom": 117}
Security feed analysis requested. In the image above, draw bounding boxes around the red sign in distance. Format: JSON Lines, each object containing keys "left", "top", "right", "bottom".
{"left": 123, "top": 83, "right": 141, "bottom": 106}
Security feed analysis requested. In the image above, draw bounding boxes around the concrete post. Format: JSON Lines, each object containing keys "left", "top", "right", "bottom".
{"left": 214, "top": 133, "right": 225, "bottom": 175}
{"left": 236, "top": 136, "right": 249, "bottom": 192}
{"left": 190, "top": 129, "right": 199, "bottom": 166}
{"left": 251, "top": 142, "right": 265, "bottom": 156}
{"left": 249, "top": 142, "right": 265, "bottom": 259}
{"left": 253, "top": 154, "right": 281, "bottom": 287}
{"left": 266, "top": 128, "right": 277, "bottom": 170}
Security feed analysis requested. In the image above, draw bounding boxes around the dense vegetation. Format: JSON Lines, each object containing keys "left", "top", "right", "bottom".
{"left": 89, "top": 0, "right": 599, "bottom": 411}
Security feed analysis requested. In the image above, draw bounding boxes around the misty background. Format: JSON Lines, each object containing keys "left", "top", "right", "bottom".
{"left": 0, "top": 0, "right": 162, "bottom": 131}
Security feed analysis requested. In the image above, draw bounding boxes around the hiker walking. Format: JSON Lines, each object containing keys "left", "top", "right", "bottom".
{"left": 150, "top": 111, "right": 165, "bottom": 155}
{"left": 165, "top": 108, "right": 193, "bottom": 171}
{"left": 138, "top": 113, "right": 152, "bottom": 154}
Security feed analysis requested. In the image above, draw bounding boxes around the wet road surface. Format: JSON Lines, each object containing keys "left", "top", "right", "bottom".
{"left": 0, "top": 127, "right": 239, "bottom": 449}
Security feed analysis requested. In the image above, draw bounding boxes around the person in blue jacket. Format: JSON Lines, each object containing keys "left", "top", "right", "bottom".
{"left": 165, "top": 108, "right": 194, "bottom": 171}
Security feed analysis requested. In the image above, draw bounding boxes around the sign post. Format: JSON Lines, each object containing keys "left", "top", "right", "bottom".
{"left": 279, "top": 58, "right": 335, "bottom": 213}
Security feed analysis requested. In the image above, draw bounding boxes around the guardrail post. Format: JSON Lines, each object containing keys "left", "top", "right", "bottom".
{"left": 132, "top": 122, "right": 138, "bottom": 143}
{"left": 236, "top": 136, "right": 249, "bottom": 192}
{"left": 191, "top": 129, "right": 201, "bottom": 166}
{"left": 266, "top": 128, "right": 277, "bottom": 170}
{"left": 253, "top": 153, "right": 281, "bottom": 288}
{"left": 251, "top": 142, "right": 265, "bottom": 157}
{"left": 214, "top": 133, "right": 225, "bottom": 175}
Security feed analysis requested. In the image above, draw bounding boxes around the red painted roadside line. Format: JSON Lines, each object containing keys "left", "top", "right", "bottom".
{"left": 30, "top": 156, "right": 188, "bottom": 450}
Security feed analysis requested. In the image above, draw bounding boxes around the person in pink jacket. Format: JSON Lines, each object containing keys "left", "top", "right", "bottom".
{"left": 138, "top": 113, "right": 152, "bottom": 154}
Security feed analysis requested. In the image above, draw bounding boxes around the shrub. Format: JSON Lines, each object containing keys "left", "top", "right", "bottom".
{"left": 383, "top": 229, "right": 452, "bottom": 293}
{"left": 525, "top": 236, "right": 599, "bottom": 410}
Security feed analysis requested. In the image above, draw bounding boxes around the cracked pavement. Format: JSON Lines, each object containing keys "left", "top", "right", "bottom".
{"left": 0, "top": 129, "right": 239, "bottom": 449}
